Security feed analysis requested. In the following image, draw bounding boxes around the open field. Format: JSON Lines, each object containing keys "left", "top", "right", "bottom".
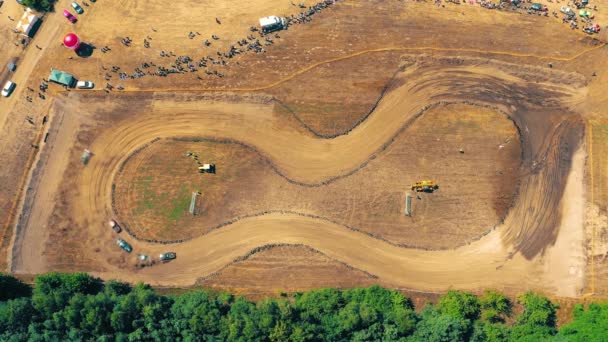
{"left": 113, "top": 103, "right": 520, "bottom": 248}
{"left": 1, "top": 0, "right": 607, "bottom": 299}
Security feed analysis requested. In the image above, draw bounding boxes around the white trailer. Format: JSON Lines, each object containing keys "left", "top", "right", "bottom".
{"left": 198, "top": 164, "right": 216, "bottom": 174}
{"left": 259, "top": 16, "right": 286, "bottom": 33}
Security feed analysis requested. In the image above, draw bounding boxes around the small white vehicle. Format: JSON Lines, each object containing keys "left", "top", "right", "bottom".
{"left": 1, "top": 81, "right": 16, "bottom": 97}
{"left": 76, "top": 80, "right": 94, "bottom": 89}
{"left": 159, "top": 252, "right": 176, "bottom": 261}
{"left": 71, "top": 1, "right": 83, "bottom": 14}
{"left": 560, "top": 6, "right": 575, "bottom": 17}
{"left": 109, "top": 219, "right": 121, "bottom": 233}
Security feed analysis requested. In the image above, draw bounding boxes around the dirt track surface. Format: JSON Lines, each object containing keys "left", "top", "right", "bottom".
{"left": 2, "top": 0, "right": 604, "bottom": 297}
{"left": 112, "top": 102, "right": 520, "bottom": 248}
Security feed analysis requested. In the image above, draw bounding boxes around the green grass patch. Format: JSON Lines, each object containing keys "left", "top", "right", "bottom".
{"left": 592, "top": 124, "right": 608, "bottom": 138}
{"left": 133, "top": 176, "right": 155, "bottom": 215}
{"left": 167, "top": 185, "right": 191, "bottom": 221}
{"left": 132, "top": 176, "right": 191, "bottom": 224}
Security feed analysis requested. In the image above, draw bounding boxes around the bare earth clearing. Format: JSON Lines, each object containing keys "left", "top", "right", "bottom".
{"left": 1, "top": 0, "right": 608, "bottom": 299}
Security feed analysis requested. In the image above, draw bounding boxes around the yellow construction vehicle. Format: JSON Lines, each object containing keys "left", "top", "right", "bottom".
{"left": 411, "top": 180, "right": 439, "bottom": 192}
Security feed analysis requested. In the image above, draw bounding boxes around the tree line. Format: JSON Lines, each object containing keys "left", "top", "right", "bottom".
{"left": 20, "top": 0, "right": 57, "bottom": 12}
{"left": 0, "top": 272, "right": 606, "bottom": 341}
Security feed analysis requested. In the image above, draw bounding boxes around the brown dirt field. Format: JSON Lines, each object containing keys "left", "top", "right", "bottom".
{"left": 1, "top": 0, "right": 605, "bottom": 299}
{"left": 197, "top": 244, "right": 381, "bottom": 294}
{"left": 267, "top": 51, "right": 405, "bottom": 136}
{"left": 113, "top": 103, "right": 521, "bottom": 248}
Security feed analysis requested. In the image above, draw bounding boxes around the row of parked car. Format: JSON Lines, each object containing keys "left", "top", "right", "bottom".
{"left": 2, "top": 79, "right": 93, "bottom": 98}
{"left": 63, "top": 1, "right": 91, "bottom": 23}
{"left": 109, "top": 220, "right": 177, "bottom": 262}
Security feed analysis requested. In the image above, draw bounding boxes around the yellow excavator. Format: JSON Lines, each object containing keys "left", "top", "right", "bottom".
{"left": 411, "top": 180, "right": 439, "bottom": 193}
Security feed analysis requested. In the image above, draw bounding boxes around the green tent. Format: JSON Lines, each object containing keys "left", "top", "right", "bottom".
{"left": 48, "top": 68, "right": 76, "bottom": 87}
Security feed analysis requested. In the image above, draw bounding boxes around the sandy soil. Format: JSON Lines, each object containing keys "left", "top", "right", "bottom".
{"left": 542, "top": 145, "right": 586, "bottom": 297}
{"left": 1, "top": 0, "right": 604, "bottom": 298}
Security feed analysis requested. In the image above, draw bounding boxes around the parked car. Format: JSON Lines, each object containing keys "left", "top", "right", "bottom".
{"left": 116, "top": 238, "right": 132, "bottom": 253}
{"left": 579, "top": 9, "right": 593, "bottom": 18}
{"left": 63, "top": 10, "right": 77, "bottom": 23}
{"left": 1, "top": 81, "right": 16, "bottom": 97}
{"left": 16, "top": 0, "right": 23, "bottom": 4}
{"left": 7, "top": 61, "right": 16, "bottom": 72}
{"left": 530, "top": 3, "right": 547, "bottom": 11}
{"left": 71, "top": 2, "right": 83, "bottom": 14}
{"left": 159, "top": 252, "right": 176, "bottom": 261}
{"left": 560, "top": 6, "right": 575, "bottom": 17}
{"left": 109, "top": 220, "right": 121, "bottom": 233}
{"left": 76, "top": 81, "right": 94, "bottom": 89}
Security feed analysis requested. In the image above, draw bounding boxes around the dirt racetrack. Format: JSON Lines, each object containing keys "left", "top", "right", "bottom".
{"left": 3, "top": 0, "right": 606, "bottom": 298}
{"left": 112, "top": 103, "right": 521, "bottom": 247}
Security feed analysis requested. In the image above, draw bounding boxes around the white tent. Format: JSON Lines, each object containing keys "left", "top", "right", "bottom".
{"left": 16, "top": 8, "right": 41, "bottom": 37}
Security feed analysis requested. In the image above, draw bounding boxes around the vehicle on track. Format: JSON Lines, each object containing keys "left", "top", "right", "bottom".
{"left": 71, "top": 2, "right": 83, "bottom": 14}
{"left": 109, "top": 220, "right": 121, "bottom": 233}
{"left": 159, "top": 252, "right": 176, "bottom": 261}
{"left": 81, "top": 149, "right": 92, "bottom": 164}
{"left": 7, "top": 61, "right": 16, "bottom": 72}
{"left": 1, "top": 81, "right": 16, "bottom": 97}
{"left": 63, "top": 10, "right": 77, "bottom": 23}
{"left": 76, "top": 81, "right": 94, "bottom": 89}
{"left": 116, "top": 238, "right": 132, "bottom": 253}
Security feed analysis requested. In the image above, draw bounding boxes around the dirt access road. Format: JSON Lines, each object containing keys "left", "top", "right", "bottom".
{"left": 4, "top": 0, "right": 605, "bottom": 297}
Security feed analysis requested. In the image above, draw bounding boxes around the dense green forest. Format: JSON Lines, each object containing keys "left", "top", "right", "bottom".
{"left": 0, "top": 273, "right": 606, "bottom": 341}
